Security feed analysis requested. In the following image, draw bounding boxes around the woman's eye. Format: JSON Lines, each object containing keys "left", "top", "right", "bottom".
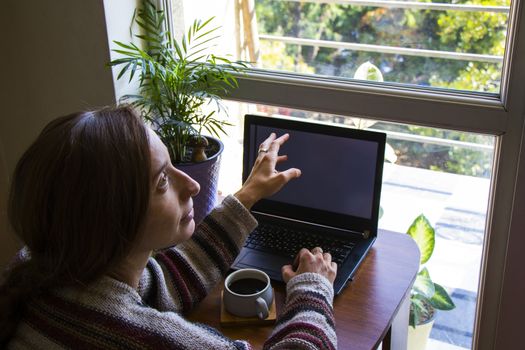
{"left": 158, "top": 172, "right": 169, "bottom": 189}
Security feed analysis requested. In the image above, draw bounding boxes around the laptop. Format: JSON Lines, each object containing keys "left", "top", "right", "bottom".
{"left": 231, "top": 114, "right": 386, "bottom": 295}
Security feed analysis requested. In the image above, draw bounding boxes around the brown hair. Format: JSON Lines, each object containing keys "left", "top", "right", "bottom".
{"left": 0, "top": 105, "right": 151, "bottom": 344}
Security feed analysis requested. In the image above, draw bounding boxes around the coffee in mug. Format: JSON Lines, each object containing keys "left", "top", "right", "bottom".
{"left": 228, "top": 278, "right": 267, "bottom": 295}
{"left": 223, "top": 269, "right": 273, "bottom": 319}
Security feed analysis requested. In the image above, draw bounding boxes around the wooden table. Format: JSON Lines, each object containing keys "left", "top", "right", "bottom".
{"left": 188, "top": 230, "right": 420, "bottom": 350}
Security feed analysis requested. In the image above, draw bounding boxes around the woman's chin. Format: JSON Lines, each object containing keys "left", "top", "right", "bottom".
{"left": 177, "top": 221, "right": 195, "bottom": 243}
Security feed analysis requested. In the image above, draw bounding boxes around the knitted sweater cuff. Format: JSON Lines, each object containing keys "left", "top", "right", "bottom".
{"left": 218, "top": 194, "right": 258, "bottom": 235}
{"left": 286, "top": 272, "right": 335, "bottom": 305}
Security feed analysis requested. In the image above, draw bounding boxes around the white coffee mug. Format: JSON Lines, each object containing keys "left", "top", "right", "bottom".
{"left": 223, "top": 268, "right": 274, "bottom": 319}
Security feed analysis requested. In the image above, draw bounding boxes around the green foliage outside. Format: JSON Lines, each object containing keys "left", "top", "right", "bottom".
{"left": 254, "top": 0, "right": 506, "bottom": 177}
{"left": 372, "top": 122, "right": 494, "bottom": 178}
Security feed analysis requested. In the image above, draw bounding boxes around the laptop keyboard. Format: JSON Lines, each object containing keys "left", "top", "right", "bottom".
{"left": 243, "top": 222, "right": 356, "bottom": 265}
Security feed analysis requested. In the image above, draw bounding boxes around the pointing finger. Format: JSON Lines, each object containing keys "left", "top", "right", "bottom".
{"left": 273, "top": 133, "right": 290, "bottom": 145}
{"left": 269, "top": 133, "right": 290, "bottom": 153}
{"left": 258, "top": 133, "right": 276, "bottom": 152}
{"left": 278, "top": 168, "right": 302, "bottom": 182}
{"left": 276, "top": 155, "right": 288, "bottom": 164}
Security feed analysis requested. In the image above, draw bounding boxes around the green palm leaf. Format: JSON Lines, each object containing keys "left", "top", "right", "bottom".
{"left": 108, "top": 1, "right": 247, "bottom": 163}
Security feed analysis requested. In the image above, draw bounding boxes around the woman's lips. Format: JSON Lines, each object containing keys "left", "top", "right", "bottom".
{"left": 181, "top": 208, "right": 194, "bottom": 224}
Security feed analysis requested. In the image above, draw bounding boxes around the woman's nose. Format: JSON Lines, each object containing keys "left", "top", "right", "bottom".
{"left": 174, "top": 168, "right": 200, "bottom": 198}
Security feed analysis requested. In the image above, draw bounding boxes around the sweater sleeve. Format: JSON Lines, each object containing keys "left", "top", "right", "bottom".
{"left": 137, "top": 195, "right": 257, "bottom": 313}
{"left": 132, "top": 272, "right": 336, "bottom": 350}
{"left": 263, "top": 273, "right": 337, "bottom": 350}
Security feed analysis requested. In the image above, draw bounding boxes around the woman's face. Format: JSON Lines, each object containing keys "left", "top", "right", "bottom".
{"left": 136, "top": 129, "right": 200, "bottom": 251}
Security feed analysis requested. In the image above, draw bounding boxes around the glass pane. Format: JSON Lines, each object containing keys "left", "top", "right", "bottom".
{"left": 173, "top": 0, "right": 511, "bottom": 94}
{"left": 211, "top": 100, "right": 494, "bottom": 350}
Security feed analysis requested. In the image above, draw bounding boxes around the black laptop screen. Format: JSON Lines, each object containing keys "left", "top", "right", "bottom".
{"left": 244, "top": 115, "right": 386, "bottom": 233}
{"left": 250, "top": 125, "right": 378, "bottom": 219}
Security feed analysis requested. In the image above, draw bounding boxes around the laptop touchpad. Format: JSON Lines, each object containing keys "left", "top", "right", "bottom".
{"left": 236, "top": 251, "right": 290, "bottom": 281}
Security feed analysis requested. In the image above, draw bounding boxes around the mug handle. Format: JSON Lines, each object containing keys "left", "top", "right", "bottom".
{"left": 255, "top": 297, "right": 269, "bottom": 319}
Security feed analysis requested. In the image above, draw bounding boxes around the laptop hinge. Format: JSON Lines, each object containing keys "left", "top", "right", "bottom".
{"left": 252, "top": 211, "right": 370, "bottom": 239}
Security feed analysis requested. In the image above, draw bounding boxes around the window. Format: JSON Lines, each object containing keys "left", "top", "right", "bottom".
{"left": 170, "top": 0, "right": 510, "bottom": 94}
{"left": 166, "top": 0, "right": 525, "bottom": 348}
{"left": 254, "top": 0, "right": 509, "bottom": 93}
{"left": 216, "top": 101, "right": 494, "bottom": 348}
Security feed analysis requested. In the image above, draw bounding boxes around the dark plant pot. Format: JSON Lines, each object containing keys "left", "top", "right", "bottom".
{"left": 175, "top": 136, "right": 224, "bottom": 225}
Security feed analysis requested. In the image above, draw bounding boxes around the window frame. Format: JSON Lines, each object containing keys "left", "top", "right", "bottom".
{"left": 163, "top": 0, "right": 525, "bottom": 348}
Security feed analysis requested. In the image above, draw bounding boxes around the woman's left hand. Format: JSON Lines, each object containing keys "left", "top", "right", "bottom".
{"left": 234, "top": 133, "right": 301, "bottom": 210}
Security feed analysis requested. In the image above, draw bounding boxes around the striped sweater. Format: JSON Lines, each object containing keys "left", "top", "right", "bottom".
{"left": 8, "top": 195, "right": 337, "bottom": 349}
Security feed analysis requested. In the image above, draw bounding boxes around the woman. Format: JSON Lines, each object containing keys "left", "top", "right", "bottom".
{"left": 0, "top": 106, "right": 337, "bottom": 349}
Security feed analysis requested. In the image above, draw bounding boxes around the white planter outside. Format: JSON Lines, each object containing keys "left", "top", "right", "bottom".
{"left": 407, "top": 318, "right": 435, "bottom": 350}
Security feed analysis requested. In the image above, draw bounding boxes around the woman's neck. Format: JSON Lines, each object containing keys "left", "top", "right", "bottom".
{"left": 108, "top": 250, "right": 151, "bottom": 289}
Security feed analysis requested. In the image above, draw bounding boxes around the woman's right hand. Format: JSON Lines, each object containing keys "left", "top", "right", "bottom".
{"left": 281, "top": 247, "right": 337, "bottom": 284}
{"left": 234, "top": 133, "right": 301, "bottom": 210}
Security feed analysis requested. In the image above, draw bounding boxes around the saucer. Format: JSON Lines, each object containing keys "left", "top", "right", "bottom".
{"left": 220, "top": 290, "right": 277, "bottom": 327}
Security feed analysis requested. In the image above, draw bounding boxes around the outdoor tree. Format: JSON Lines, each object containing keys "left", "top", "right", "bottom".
{"left": 254, "top": 0, "right": 505, "bottom": 177}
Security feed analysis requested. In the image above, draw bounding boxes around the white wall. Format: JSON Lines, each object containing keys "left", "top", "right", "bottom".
{"left": 0, "top": 0, "right": 140, "bottom": 269}
{"left": 103, "top": 0, "right": 142, "bottom": 101}
{"left": 0, "top": 138, "right": 19, "bottom": 269}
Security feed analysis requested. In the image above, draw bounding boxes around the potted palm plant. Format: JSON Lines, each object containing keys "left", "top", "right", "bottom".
{"left": 109, "top": 0, "right": 247, "bottom": 223}
{"left": 406, "top": 214, "right": 456, "bottom": 350}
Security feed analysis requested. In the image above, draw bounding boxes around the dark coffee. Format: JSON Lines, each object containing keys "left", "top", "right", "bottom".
{"left": 228, "top": 278, "right": 267, "bottom": 295}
